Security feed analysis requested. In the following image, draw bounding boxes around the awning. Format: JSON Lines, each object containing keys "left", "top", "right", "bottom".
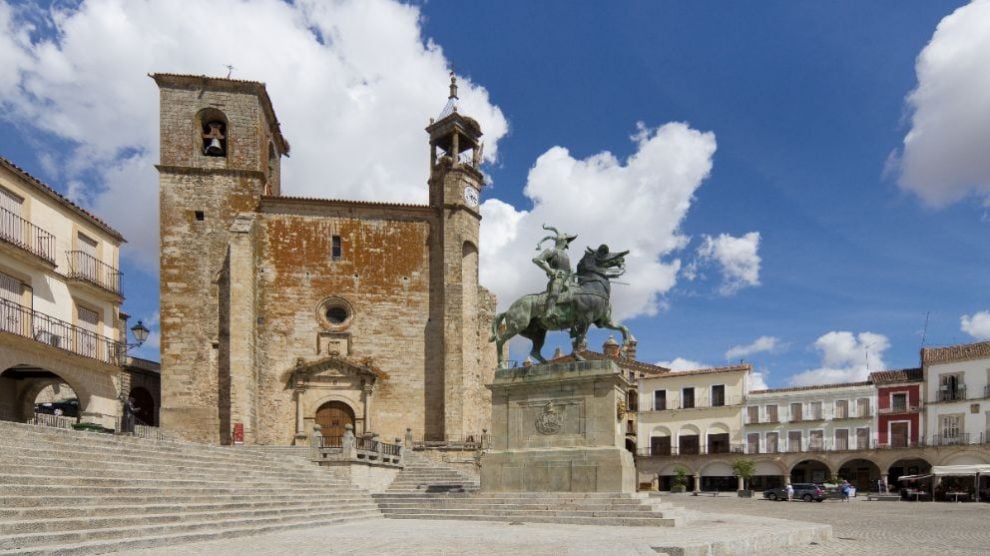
{"left": 897, "top": 474, "right": 932, "bottom": 481}
{"left": 932, "top": 464, "right": 990, "bottom": 476}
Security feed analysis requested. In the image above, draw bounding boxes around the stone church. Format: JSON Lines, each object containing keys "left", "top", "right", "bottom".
{"left": 154, "top": 73, "right": 497, "bottom": 445}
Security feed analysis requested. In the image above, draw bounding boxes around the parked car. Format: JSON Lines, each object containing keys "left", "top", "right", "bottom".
{"left": 763, "top": 483, "right": 826, "bottom": 502}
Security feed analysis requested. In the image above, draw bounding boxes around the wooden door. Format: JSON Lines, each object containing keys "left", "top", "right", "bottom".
{"left": 891, "top": 422, "right": 909, "bottom": 448}
{"left": 315, "top": 401, "right": 355, "bottom": 438}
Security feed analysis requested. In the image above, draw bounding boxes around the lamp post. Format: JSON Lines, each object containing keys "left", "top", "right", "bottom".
{"left": 116, "top": 320, "right": 151, "bottom": 432}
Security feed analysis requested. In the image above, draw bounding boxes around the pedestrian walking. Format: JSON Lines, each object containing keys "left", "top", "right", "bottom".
{"left": 841, "top": 480, "right": 851, "bottom": 502}
{"left": 786, "top": 483, "right": 794, "bottom": 501}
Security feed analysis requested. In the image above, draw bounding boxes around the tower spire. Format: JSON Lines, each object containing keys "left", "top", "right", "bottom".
{"left": 448, "top": 71, "right": 458, "bottom": 100}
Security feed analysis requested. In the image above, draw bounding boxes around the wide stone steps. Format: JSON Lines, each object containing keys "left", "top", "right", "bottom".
{"left": 0, "top": 462, "right": 342, "bottom": 484}
{"left": 0, "top": 493, "right": 376, "bottom": 511}
{"left": 0, "top": 503, "right": 379, "bottom": 535}
{"left": 0, "top": 421, "right": 382, "bottom": 554}
{"left": 382, "top": 513, "right": 677, "bottom": 527}
{"left": 0, "top": 508, "right": 380, "bottom": 554}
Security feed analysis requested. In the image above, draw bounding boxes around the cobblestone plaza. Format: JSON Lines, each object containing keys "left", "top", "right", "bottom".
{"left": 123, "top": 495, "right": 988, "bottom": 556}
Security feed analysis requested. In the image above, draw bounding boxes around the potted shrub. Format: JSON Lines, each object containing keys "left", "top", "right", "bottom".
{"left": 671, "top": 466, "right": 690, "bottom": 493}
{"left": 733, "top": 459, "right": 756, "bottom": 498}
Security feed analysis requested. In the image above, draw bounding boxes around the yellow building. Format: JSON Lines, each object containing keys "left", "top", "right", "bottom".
{"left": 636, "top": 364, "right": 751, "bottom": 491}
{"left": 0, "top": 156, "right": 132, "bottom": 428}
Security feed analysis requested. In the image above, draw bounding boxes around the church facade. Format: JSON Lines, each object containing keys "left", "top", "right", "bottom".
{"left": 154, "top": 73, "right": 497, "bottom": 445}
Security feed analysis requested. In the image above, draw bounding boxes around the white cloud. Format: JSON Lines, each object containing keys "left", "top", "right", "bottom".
{"left": 789, "top": 331, "right": 889, "bottom": 387}
{"left": 961, "top": 311, "right": 990, "bottom": 340}
{"left": 694, "top": 232, "right": 761, "bottom": 295}
{"left": 725, "top": 335, "right": 779, "bottom": 360}
{"left": 0, "top": 0, "right": 508, "bottom": 273}
{"left": 896, "top": 0, "right": 990, "bottom": 206}
{"left": 749, "top": 369, "right": 769, "bottom": 391}
{"left": 657, "top": 357, "right": 709, "bottom": 372}
{"left": 480, "top": 122, "right": 716, "bottom": 321}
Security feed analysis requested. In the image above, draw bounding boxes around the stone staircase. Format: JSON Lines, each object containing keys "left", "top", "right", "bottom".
{"left": 374, "top": 452, "right": 694, "bottom": 527}
{"left": 384, "top": 451, "right": 479, "bottom": 493}
{"left": 0, "top": 420, "right": 381, "bottom": 555}
{"left": 372, "top": 491, "right": 696, "bottom": 526}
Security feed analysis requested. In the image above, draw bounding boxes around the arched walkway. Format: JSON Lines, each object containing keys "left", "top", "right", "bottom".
{"left": 750, "top": 460, "right": 787, "bottom": 491}
{"left": 837, "top": 458, "right": 882, "bottom": 492}
{"left": 700, "top": 460, "right": 735, "bottom": 492}
{"left": 791, "top": 458, "right": 831, "bottom": 484}
{"left": 0, "top": 366, "right": 84, "bottom": 422}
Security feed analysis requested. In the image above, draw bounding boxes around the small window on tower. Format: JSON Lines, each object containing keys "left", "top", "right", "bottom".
{"left": 331, "top": 235, "right": 342, "bottom": 261}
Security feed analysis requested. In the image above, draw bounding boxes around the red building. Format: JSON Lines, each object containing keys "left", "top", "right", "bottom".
{"left": 870, "top": 368, "right": 923, "bottom": 447}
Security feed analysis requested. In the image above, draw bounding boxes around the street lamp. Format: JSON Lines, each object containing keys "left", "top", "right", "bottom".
{"left": 128, "top": 320, "right": 149, "bottom": 349}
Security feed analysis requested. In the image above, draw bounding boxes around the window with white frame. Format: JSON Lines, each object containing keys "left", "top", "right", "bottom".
{"left": 834, "top": 399, "right": 848, "bottom": 419}
{"left": 891, "top": 392, "right": 907, "bottom": 412}
{"left": 834, "top": 428, "right": 849, "bottom": 450}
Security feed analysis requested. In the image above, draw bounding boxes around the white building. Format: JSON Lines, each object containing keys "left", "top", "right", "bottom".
{"left": 922, "top": 341, "right": 990, "bottom": 449}
{"left": 744, "top": 382, "right": 876, "bottom": 455}
{"left": 0, "top": 156, "right": 129, "bottom": 427}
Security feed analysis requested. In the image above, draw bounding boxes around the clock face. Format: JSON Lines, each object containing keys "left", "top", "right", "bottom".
{"left": 463, "top": 186, "right": 479, "bottom": 207}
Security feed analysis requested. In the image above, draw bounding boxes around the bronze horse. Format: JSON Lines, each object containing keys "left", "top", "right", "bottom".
{"left": 490, "top": 244, "right": 635, "bottom": 367}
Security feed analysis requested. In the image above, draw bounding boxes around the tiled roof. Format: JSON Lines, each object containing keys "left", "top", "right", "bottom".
{"left": 869, "top": 368, "right": 923, "bottom": 384}
{"left": 921, "top": 341, "right": 990, "bottom": 366}
{"left": 0, "top": 156, "right": 124, "bottom": 241}
{"left": 749, "top": 381, "right": 872, "bottom": 395}
{"left": 150, "top": 73, "right": 290, "bottom": 156}
{"left": 656, "top": 364, "right": 752, "bottom": 378}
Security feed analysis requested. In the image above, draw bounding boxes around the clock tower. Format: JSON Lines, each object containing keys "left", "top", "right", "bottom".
{"left": 426, "top": 73, "right": 487, "bottom": 440}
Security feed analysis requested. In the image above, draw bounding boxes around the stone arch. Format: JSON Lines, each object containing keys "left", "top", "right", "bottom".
{"left": 305, "top": 391, "right": 361, "bottom": 418}
{"left": 753, "top": 459, "right": 787, "bottom": 476}
{"left": 128, "top": 386, "right": 156, "bottom": 427}
{"left": 790, "top": 457, "right": 832, "bottom": 484}
{"left": 0, "top": 347, "right": 117, "bottom": 426}
{"left": 314, "top": 400, "right": 356, "bottom": 438}
{"left": 700, "top": 460, "right": 734, "bottom": 475}
{"left": 650, "top": 425, "right": 672, "bottom": 437}
{"left": 836, "top": 457, "right": 883, "bottom": 492}
{"left": 678, "top": 423, "right": 700, "bottom": 436}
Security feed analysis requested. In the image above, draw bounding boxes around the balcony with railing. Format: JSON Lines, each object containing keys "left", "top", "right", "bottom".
{"left": 0, "top": 207, "right": 56, "bottom": 265}
{"left": 637, "top": 443, "right": 746, "bottom": 457}
{"left": 649, "top": 395, "right": 743, "bottom": 411}
{"left": 0, "top": 297, "right": 123, "bottom": 366}
{"left": 936, "top": 385, "right": 967, "bottom": 403}
{"left": 878, "top": 404, "right": 921, "bottom": 415}
{"left": 66, "top": 250, "right": 122, "bottom": 296}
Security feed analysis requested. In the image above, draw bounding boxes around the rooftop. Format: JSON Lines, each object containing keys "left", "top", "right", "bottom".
{"left": 921, "top": 340, "right": 990, "bottom": 366}
{"left": 869, "top": 367, "right": 923, "bottom": 384}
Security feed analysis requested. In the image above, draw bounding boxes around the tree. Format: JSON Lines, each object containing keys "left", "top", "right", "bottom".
{"left": 672, "top": 465, "right": 690, "bottom": 492}
{"left": 732, "top": 459, "right": 756, "bottom": 493}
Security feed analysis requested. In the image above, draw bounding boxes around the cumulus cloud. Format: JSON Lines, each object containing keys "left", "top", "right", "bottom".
{"left": 961, "top": 311, "right": 990, "bottom": 340}
{"left": 895, "top": 0, "right": 990, "bottom": 206}
{"left": 789, "top": 331, "right": 889, "bottom": 387}
{"left": 480, "top": 122, "right": 717, "bottom": 320}
{"left": 0, "top": 0, "right": 508, "bottom": 272}
{"left": 657, "top": 357, "right": 709, "bottom": 372}
{"left": 725, "top": 335, "right": 780, "bottom": 361}
{"left": 749, "top": 369, "right": 769, "bottom": 391}
{"left": 690, "top": 232, "right": 761, "bottom": 295}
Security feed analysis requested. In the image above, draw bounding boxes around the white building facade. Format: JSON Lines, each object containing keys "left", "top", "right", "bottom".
{"left": 922, "top": 342, "right": 990, "bottom": 450}
{"left": 0, "top": 156, "right": 127, "bottom": 427}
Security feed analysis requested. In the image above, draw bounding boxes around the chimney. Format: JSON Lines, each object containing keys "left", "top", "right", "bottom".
{"left": 603, "top": 335, "right": 621, "bottom": 358}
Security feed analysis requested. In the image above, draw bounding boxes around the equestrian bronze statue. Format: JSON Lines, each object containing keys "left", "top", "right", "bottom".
{"left": 490, "top": 225, "right": 635, "bottom": 368}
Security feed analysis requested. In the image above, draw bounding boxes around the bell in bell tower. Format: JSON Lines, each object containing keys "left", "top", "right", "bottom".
{"left": 426, "top": 72, "right": 485, "bottom": 210}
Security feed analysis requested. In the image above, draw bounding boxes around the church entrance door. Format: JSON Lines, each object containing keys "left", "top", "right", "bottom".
{"left": 315, "top": 401, "right": 355, "bottom": 439}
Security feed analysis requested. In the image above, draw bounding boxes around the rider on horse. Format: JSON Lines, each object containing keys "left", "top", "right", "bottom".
{"left": 532, "top": 224, "right": 577, "bottom": 326}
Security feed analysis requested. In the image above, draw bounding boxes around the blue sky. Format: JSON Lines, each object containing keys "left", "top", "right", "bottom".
{"left": 2, "top": 0, "right": 989, "bottom": 388}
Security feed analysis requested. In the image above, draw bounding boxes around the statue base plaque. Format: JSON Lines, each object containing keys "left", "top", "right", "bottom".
{"left": 480, "top": 359, "right": 636, "bottom": 493}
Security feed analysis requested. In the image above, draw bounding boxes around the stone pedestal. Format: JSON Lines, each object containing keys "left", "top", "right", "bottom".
{"left": 480, "top": 359, "right": 636, "bottom": 493}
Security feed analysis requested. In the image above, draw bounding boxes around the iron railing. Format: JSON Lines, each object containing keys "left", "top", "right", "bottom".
{"left": 319, "top": 435, "right": 343, "bottom": 449}
{"left": 648, "top": 395, "right": 743, "bottom": 411}
{"left": 937, "top": 387, "right": 967, "bottom": 402}
{"left": 878, "top": 405, "right": 920, "bottom": 415}
{"left": 637, "top": 443, "right": 745, "bottom": 457}
{"left": 29, "top": 412, "right": 76, "bottom": 429}
{"left": 0, "top": 297, "right": 123, "bottom": 365}
{"left": 66, "top": 250, "right": 122, "bottom": 295}
{"left": 0, "top": 207, "right": 56, "bottom": 264}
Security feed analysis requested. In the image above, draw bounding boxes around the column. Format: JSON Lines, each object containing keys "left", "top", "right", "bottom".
{"left": 294, "top": 386, "right": 305, "bottom": 439}
{"left": 362, "top": 382, "right": 374, "bottom": 435}
{"left": 693, "top": 472, "right": 701, "bottom": 494}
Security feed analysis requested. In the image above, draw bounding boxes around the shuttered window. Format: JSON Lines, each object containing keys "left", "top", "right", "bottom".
{"left": 77, "top": 306, "right": 99, "bottom": 357}
{"left": 0, "top": 271, "right": 24, "bottom": 334}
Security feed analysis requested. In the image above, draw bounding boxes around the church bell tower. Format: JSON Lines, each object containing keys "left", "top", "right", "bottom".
{"left": 426, "top": 73, "right": 486, "bottom": 440}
